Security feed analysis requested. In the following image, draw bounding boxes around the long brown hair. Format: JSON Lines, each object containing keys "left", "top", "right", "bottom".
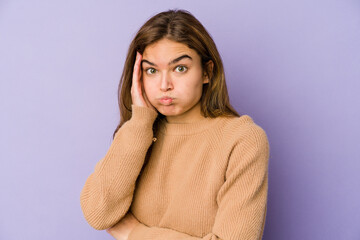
{"left": 113, "top": 9, "right": 240, "bottom": 139}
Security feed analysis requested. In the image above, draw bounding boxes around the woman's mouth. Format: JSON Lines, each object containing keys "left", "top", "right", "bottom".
{"left": 159, "top": 97, "right": 173, "bottom": 105}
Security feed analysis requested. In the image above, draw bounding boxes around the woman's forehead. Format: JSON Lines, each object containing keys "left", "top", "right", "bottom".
{"left": 142, "top": 39, "right": 200, "bottom": 66}
{"left": 141, "top": 54, "right": 193, "bottom": 68}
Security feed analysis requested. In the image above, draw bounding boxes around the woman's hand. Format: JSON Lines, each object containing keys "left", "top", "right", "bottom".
{"left": 106, "top": 212, "right": 141, "bottom": 240}
{"left": 131, "top": 51, "right": 156, "bottom": 111}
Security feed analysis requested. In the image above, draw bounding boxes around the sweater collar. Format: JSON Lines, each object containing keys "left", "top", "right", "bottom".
{"left": 157, "top": 116, "right": 223, "bottom": 136}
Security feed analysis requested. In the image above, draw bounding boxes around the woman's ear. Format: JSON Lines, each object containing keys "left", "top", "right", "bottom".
{"left": 203, "top": 60, "right": 214, "bottom": 84}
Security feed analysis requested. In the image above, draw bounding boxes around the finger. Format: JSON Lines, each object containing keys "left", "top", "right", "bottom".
{"left": 131, "top": 52, "right": 146, "bottom": 106}
{"left": 132, "top": 52, "right": 142, "bottom": 96}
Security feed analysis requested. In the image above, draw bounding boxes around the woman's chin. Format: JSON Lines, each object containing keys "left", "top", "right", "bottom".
{"left": 156, "top": 105, "right": 180, "bottom": 116}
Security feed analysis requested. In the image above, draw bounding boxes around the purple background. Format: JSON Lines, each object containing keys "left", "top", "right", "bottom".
{"left": 1, "top": 0, "right": 359, "bottom": 239}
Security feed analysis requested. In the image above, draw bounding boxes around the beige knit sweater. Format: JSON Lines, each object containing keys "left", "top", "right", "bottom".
{"left": 80, "top": 105, "right": 270, "bottom": 240}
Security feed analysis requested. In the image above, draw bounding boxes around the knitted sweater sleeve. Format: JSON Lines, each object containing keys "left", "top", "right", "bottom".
{"left": 128, "top": 124, "right": 270, "bottom": 240}
{"left": 80, "top": 105, "right": 158, "bottom": 230}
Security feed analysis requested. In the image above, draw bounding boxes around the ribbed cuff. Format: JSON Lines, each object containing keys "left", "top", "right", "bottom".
{"left": 128, "top": 223, "right": 151, "bottom": 240}
{"left": 130, "top": 104, "right": 158, "bottom": 124}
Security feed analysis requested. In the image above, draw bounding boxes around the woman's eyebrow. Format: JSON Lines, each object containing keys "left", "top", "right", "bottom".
{"left": 141, "top": 54, "right": 192, "bottom": 67}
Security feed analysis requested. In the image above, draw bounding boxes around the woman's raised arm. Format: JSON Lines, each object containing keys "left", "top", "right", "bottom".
{"left": 80, "top": 51, "right": 158, "bottom": 230}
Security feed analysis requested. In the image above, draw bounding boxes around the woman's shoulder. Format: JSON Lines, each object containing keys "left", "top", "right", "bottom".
{"left": 215, "top": 114, "right": 269, "bottom": 145}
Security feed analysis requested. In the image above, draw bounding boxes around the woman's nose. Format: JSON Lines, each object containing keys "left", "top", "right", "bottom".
{"left": 160, "top": 73, "right": 173, "bottom": 91}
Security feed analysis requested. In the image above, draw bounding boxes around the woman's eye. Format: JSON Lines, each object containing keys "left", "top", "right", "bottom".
{"left": 175, "top": 66, "right": 187, "bottom": 73}
{"left": 146, "top": 68, "right": 157, "bottom": 74}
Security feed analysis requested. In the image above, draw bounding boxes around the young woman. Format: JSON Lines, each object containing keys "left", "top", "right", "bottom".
{"left": 80, "top": 9, "right": 270, "bottom": 240}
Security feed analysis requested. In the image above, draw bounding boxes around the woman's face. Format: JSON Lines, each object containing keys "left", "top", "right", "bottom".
{"left": 141, "top": 38, "right": 209, "bottom": 123}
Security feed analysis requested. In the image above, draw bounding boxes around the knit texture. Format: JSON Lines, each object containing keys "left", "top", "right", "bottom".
{"left": 80, "top": 105, "right": 270, "bottom": 240}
